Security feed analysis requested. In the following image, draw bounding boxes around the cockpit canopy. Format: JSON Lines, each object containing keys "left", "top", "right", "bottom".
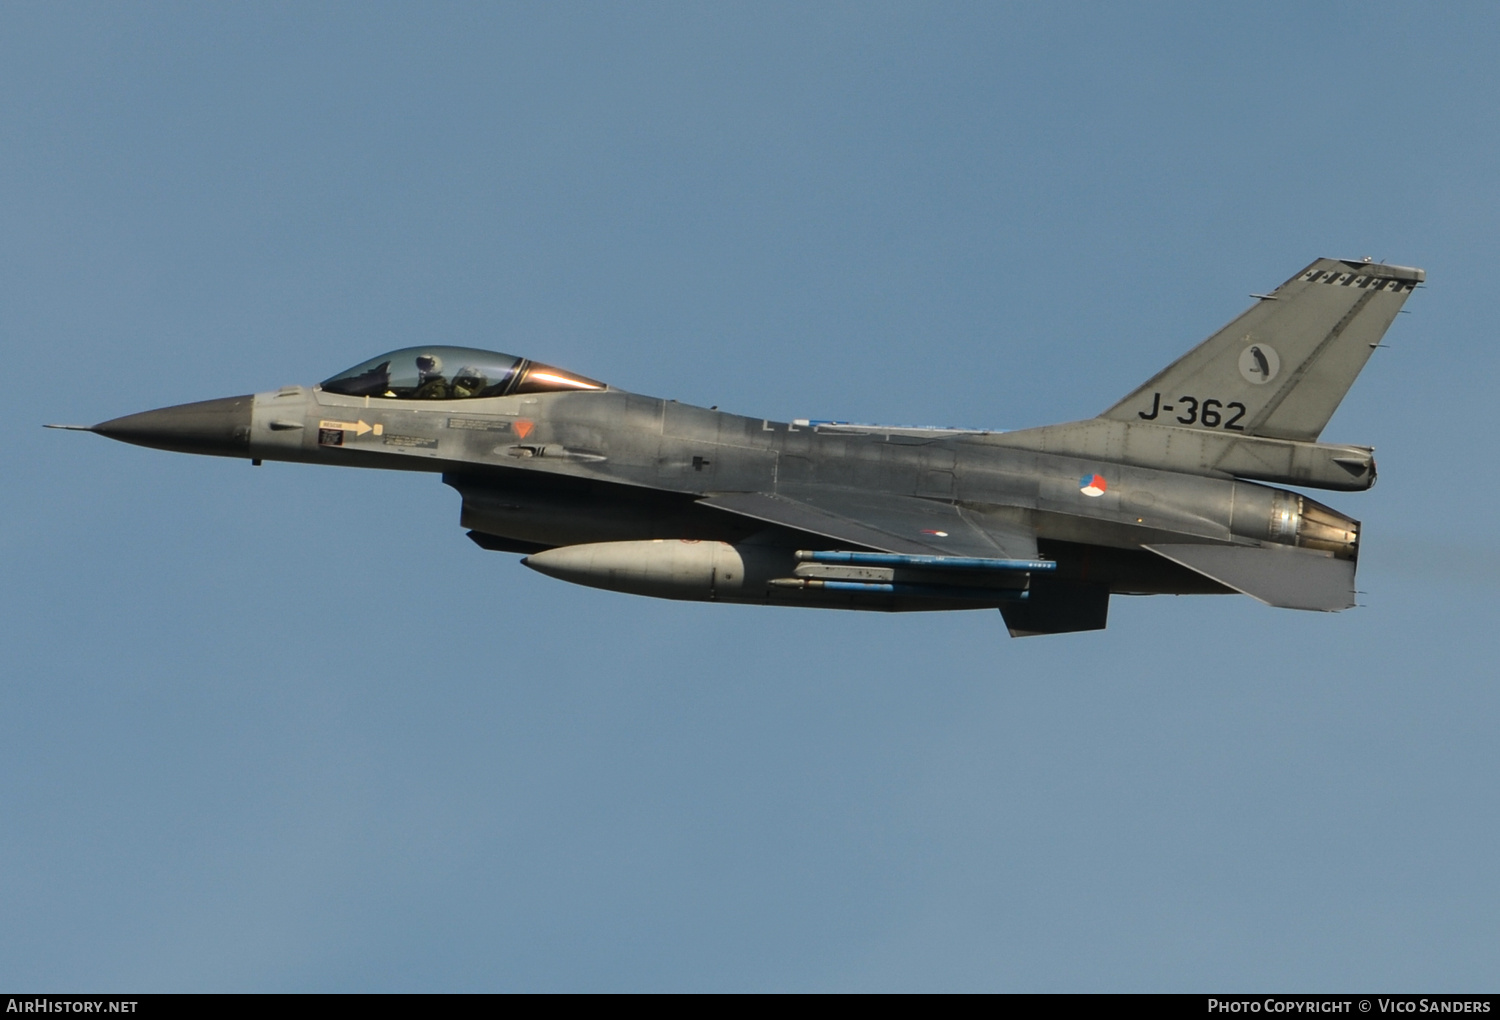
{"left": 320, "top": 346, "right": 605, "bottom": 401}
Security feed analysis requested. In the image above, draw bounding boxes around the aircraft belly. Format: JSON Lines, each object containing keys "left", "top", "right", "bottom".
{"left": 449, "top": 472, "right": 776, "bottom": 550}
{"left": 1036, "top": 539, "right": 1235, "bottom": 596}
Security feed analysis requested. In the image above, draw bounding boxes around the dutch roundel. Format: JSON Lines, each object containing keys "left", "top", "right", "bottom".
{"left": 1079, "top": 473, "right": 1107, "bottom": 497}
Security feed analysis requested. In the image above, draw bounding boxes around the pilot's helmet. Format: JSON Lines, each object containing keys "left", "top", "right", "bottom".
{"left": 451, "top": 367, "right": 488, "bottom": 398}
{"left": 415, "top": 353, "right": 444, "bottom": 375}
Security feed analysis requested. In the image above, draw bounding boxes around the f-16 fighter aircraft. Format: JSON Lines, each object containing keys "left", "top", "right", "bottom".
{"left": 55, "top": 257, "right": 1421, "bottom": 636}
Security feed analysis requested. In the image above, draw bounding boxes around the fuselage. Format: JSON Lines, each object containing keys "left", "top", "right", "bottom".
{"left": 220, "top": 382, "right": 1350, "bottom": 602}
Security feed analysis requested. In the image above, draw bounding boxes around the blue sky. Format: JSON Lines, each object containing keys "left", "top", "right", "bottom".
{"left": 2, "top": 2, "right": 1497, "bottom": 991}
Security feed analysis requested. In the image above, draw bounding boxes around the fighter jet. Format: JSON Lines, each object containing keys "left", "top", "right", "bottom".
{"left": 53, "top": 257, "right": 1421, "bottom": 636}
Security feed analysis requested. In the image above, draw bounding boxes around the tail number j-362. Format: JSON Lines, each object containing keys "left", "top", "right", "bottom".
{"left": 1137, "top": 393, "right": 1245, "bottom": 430}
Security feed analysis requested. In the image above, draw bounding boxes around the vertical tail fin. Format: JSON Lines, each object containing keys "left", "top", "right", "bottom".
{"left": 1100, "top": 258, "right": 1423, "bottom": 441}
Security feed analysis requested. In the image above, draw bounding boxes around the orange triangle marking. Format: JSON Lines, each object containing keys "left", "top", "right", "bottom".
{"left": 514, "top": 419, "right": 534, "bottom": 439}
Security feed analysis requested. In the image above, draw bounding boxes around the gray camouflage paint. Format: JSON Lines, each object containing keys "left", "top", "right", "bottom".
{"left": 74, "top": 257, "right": 1421, "bottom": 634}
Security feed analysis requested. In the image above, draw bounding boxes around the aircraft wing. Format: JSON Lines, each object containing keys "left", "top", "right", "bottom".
{"left": 699, "top": 487, "right": 1039, "bottom": 561}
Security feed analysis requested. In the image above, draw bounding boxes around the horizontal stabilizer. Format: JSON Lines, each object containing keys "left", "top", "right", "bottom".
{"left": 1145, "top": 543, "right": 1356, "bottom": 611}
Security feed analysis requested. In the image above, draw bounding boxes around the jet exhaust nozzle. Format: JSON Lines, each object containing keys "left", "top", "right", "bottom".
{"left": 1266, "top": 491, "right": 1361, "bottom": 559}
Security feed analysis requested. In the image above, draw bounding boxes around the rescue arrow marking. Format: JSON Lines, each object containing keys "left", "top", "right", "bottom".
{"left": 319, "top": 419, "right": 383, "bottom": 436}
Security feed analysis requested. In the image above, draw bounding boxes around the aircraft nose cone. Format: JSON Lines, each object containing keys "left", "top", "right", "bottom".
{"left": 93, "top": 395, "right": 254, "bottom": 457}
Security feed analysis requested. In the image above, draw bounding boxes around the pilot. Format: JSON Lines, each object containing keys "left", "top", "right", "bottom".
{"left": 450, "top": 367, "right": 489, "bottom": 399}
{"left": 413, "top": 353, "right": 449, "bottom": 399}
